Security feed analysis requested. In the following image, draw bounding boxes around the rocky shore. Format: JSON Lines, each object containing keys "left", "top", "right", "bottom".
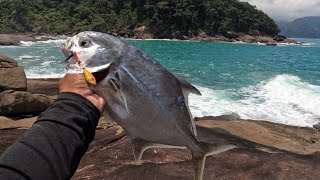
{"left": 0, "top": 33, "right": 57, "bottom": 46}
{"left": 0, "top": 55, "right": 319, "bottom": 179}
{"left": 0, "top": 28, "right": 301, "bottom": 46}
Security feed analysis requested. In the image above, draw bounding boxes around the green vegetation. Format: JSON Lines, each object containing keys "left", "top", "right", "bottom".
{"left": 0, "top": 0, "right": 280, "bottom": 37}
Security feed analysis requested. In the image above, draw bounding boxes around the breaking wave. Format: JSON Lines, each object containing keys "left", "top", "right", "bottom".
{"left": 20, "top": 39, "right": 66, "bottom": 47}
{"left": 190, "top": 74, "right": 320, "bottom": 127}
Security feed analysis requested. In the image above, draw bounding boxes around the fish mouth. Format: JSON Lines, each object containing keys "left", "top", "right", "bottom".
{"left": 61, "top": 47, "right": 111, "bottom": 81}
{"left": 61, "top": 47, "right": 111, "bottom": 72}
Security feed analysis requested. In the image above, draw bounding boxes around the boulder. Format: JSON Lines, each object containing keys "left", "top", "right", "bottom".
{"left": 0, "top": 55, "right": 18, "bottom": 68}
{"left": 273, "top": 35, "right": 287, "bottom": 42}
{"left": 0, "top": 66, "right": 27, "bottom": 92}
{"left": 0, "top": 90, "right": 54, "bottom": 115}
{"left": 133, "top": 26, "right": 153, "bottom": 39}
{"left": 240, "top": 35, "right": 258, "bottom": 43}
{"left": 0, "top": 39, "right": 20, "bottom": 46}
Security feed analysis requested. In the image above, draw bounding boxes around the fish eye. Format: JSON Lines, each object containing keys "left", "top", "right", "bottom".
{"left": 80, "top": 40, "right": 91, "bottom": 47}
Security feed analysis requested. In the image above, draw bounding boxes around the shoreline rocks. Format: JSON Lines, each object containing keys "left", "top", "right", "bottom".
{"left": 0, "top": 56, "right": 55, "bottom": 116}
{"left": 0, "top": 117, "right": 319, "bottom": 179}
{"left": 0, "top": 33, "right": 54, "bottom": 46}
{"left": 0, "top": 29, "right": 301, "bottom": 46}
{"left": 0, "top": 55, "right": 27, "bottom": 92}
{"left": 0, "top": 90, "right": 54, "bottom": 115}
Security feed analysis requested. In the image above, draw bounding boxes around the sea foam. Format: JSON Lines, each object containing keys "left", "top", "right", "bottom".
{"left": 189, "top": 74, "right": 320, "bottom": 127}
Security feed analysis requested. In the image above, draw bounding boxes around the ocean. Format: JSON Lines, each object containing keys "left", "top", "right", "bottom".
{"left": 0, "top": 38, "right": 319, "bottom": 127}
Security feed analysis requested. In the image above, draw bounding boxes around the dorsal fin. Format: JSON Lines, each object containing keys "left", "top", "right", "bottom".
{"left": 176, "top": 77, "right": 202, "bottom": 96}
{"left": 176, "top": 77, "right": 201, "bottom": 137}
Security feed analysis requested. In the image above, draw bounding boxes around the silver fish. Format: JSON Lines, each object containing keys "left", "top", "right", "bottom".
{"left": 63, "top": 31, "right": 237, "bottom": 180}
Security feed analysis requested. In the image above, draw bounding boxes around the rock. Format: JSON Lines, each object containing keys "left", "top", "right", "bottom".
{"left": 195, "top": 113, "right": 241, "bottom": 121}
{"left": 0, "top": 116, "right": 37, "bottom": 130}
{"left": 0, "top": 118, "right": 319, "bottom": 179}
{"left": 72, "top": 119, "right": 320, "bottom": 179}
{"left": 0, "top": 66, "right": 27, "bottom": 92}
{"left": 133, "top": 26, "right": 153, "bottom": 39}
{"left": 273, "top": 35, "right": 287, "bottom": 42}
{"left": 266, "top": 42, "right": 277, "bottom": 46}
{"left": 240, "top": 35, "right": 258, "bottom": 43}
{"left": 0, "top": 34, "right": 54, "bottom": 46}
{"left": 224, "top": 31, "right": 239, "bottom": 39}
{"left": 0, "top": 90, "right": 54, "bottom": 115}
{"left": 0, "top": 39, "right": 20, "bottom": 46}
{"left": 117, "top": 29, "right": 134, "bottom": 38}
{"left": 27, "top": 79, "right": 59, "bottom": 96}
{"left": 0, "top": 55, "right": 18, "bottom": 68}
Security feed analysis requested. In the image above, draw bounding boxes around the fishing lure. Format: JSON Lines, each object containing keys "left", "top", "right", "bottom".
{"left": 62, "top": 50, "right": 97, "bottom": 86}
{"left": 83, "top": 67, "right": 97, "bottom": 86}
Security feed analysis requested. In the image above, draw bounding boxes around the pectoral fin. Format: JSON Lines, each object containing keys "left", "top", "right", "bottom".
{"left": 108, "top": 78, "right": 129, "bottom": 113}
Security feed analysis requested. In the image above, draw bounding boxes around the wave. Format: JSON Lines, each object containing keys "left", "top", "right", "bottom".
{"left": 19, "top": 55, "right": 40, "bottom": 60}
{"left": 189, "top": 74, "right": 320, "bottom": 127}
{"left": 20, "top": 39, "right": 66, "bottom": 47}
{"left": 26, "top": 72, "right": 64, "bottom": 79}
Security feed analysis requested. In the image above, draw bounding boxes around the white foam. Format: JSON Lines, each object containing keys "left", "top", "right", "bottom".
{"left": 189, "top": 74, "right": 320, "bottom": 127}
{"left": 19, "top": 55, "right": 39, "bottom": 60}
{"left": 26, "top": 73, "right": 64, "bottom": 79}
{"left": 20, "top": 39, "right": 66, "bottom": 46}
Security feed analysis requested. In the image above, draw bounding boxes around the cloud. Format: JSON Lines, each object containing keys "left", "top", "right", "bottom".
{"left": 241, "top": 0, "right": 320, "bottom": 21}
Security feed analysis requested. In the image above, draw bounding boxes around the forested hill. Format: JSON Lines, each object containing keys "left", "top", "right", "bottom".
{"left": 279, "top": 17, "right": 320, "bottom": 38}
{"left": 0, "top": 0, "right": 279, "bottom": 38}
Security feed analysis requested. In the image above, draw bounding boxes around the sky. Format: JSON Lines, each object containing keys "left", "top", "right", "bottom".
{"left": 241, "top": 0, "right": 320, "bottom": 22}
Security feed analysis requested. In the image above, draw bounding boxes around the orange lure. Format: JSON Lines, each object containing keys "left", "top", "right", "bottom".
{"left": 83, "top": 68, "right": 97, "bottom": 86}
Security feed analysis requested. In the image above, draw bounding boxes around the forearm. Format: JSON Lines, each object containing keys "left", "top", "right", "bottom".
{"left": 0, "top": 92, "right": 101, "bottom": 180}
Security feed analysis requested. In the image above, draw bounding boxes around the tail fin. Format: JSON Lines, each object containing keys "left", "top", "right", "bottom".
{"left": 192, "top": 141, "right": 237, "bottom": 180}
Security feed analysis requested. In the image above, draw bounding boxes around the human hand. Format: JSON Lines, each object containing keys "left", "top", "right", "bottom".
{"left": 58, "top": 74, "right": 105, "bottom": 113}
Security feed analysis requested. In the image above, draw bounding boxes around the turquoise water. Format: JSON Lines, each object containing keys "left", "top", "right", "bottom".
{"left": 0, "top": 38, "right": 319, "bottom": 127}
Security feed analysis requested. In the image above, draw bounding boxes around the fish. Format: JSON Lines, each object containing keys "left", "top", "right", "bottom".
{"left": 62, "top": 31, "right": 237, "bottom": 180}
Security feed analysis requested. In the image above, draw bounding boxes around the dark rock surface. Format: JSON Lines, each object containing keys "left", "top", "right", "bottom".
{"left": 0, "top": 118, "right": 319, "bottom": 180}
{"left": 27, "top": 78, "right": 59, "bottom": 96}
{"left": 0, "top": 55, "right": 18, "bottom": 68}
{"left": 72, "top": 122, "right": 320, "bottom": 180}
{"left": 0, "top": 34, "right": 53, "bottom": 46}
{"left": 0, "top": 90, "right": 54, "bottom": 115}
{"left": 0, "top": 64, "right": 27, "bottom": 92}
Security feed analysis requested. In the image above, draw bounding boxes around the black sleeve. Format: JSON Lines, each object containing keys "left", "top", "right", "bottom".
{"left": 0, "top": 92, "right": 101, "bottom": 180}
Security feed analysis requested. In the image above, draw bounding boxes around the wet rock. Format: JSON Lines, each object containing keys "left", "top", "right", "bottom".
{"left": 266, "top": 42, "right": 277, "bottom": 46}
{"left": 0, "top": 90, "right": 54, "bottom": 115}
{"left": 0, "top": 55, "right": 18, "bottom": 68}
{"left": 273, "top": 35, "right": 287, "bottom": 42}
{"left": 0, "top": 65, "right": 27, "bottom": 92}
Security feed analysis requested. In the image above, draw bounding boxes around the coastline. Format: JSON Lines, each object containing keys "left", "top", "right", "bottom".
{"left": 0, "top": 31, "right": 301, "bottom": 46}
